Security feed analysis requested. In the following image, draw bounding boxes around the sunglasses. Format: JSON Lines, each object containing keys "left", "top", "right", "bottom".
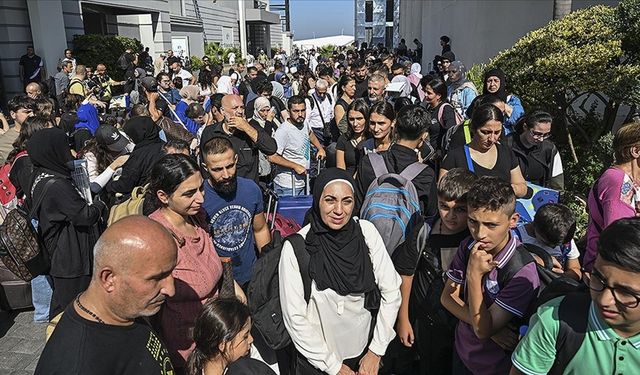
{"left": 530, "top": 129, "right": 552, "bottom": 140}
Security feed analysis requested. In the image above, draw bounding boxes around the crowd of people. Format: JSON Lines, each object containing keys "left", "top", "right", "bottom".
{"left": 2, "top": 35, "right": 640, "bottom": 375}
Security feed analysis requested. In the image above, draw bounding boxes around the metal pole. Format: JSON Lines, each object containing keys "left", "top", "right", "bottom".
{"left": 285, "top": 0, "right": 291, "bottom": 31}
{"left": 238, "top": 0, "right": 248, "bottom": 58}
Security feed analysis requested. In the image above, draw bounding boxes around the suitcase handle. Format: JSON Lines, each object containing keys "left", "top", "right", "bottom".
{"left": 290, "top": 170, "right": 311, "bottom": 196}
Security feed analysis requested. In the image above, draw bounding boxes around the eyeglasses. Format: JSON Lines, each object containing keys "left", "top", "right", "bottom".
{"left": 529, "top": 129, "right": 552, "bottom": 140}
{"left": 586, "top": 270, "right": 640, "bottom": 308}
{"left": 448, "top": 70, "right": 458, "bottom": 74}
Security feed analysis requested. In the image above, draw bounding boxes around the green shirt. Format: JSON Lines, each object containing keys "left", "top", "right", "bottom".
{"left": 512, "top": 297, "right": 640, "bottom": 375}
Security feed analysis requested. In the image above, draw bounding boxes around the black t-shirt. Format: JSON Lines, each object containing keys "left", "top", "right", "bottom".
{"left": 35, "top": 304, "right": 175, "bottom": 375}
{"left": 19, "top": 54, "right": 42, "bottom": 82}
{"left": 426, "top": 102, "right": 457, "bottom": 151}
{"left": 506, "top": 134, "right": 553, "bottom": 186}
{"left": 355, "top": 78, "right": 369, "bottom": 99}
{"left": 336, "top": 134, "right": 359, "bottom": 175}
{"left": 441, "top": 143, "right": 518, "bottom": 183}
{"left": 227, "top": 357, "right": 277, "bottom": 375}
{"left": 393, "top": 224, "right": 471, "bottom": 276}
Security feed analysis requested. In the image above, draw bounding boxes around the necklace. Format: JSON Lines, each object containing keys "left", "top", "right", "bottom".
{"left": 75, "top": 293, "right": 105, "bottom": 324}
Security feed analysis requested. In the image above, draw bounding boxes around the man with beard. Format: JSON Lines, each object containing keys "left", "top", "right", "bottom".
{"left": 352, "top": 59, "right": 369, "bottom": 99}
{"left": 35, "top": 216, "right": 177, "bottom": 375}
{"left": 201, "top": 136, "right": 271, "bottom": 287}
{"left": 366, "top": 73, "right": 387, "bottom": 106}
{"left": 199, "top": 94, "right": 276, "bottom": 183}
{"left": 269, "top": 95, "right": 325, "bottom": 196}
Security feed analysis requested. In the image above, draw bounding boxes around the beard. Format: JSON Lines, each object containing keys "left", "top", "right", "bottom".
{"left": 211, "top": 175, "right": 238, "bottom": 196}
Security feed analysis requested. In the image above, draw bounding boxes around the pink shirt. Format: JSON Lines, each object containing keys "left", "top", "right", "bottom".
{"left": 584, "top": 167, "right": 639, "bottom": 271}
{"left": 149, "top": 209, "right": 223, "bottom": 367}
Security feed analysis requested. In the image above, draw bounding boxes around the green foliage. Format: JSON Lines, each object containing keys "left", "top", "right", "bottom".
{"left": 319, "top": 45, "right": 337, "bottom": 59}
{"left": 617, "top": 0, "right": 640, "bottom": 63}
{"left": 204, "top": 43, "right": 240, "bottom": 65}
{"left": 190, "top": 56, "right": 203, "bottom": 72}
{"left": 466, "top": 63, "right": 487, "bottom": 93}
{"left": 491, "top": 5, "right": 640, "bottom": 111}
{"left": 72, "top": 34, "right": 143, "bottom": 80}
{"left": 562, "top": 130, "right": 614, "bottom": 239}
{"left": 479, "top": 2, "right": 640, "bottom": 238}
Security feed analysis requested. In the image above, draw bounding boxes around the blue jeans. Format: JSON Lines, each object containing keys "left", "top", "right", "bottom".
{"left": 274, "top": 183, "right": 305, "bottom": 197}
{"left": 31, "top": 275, "right": 53, "bottom": 322}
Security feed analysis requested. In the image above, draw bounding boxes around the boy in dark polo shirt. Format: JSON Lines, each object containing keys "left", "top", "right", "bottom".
{"left": 441, "top": 176, "right": 540, "bottom": 375}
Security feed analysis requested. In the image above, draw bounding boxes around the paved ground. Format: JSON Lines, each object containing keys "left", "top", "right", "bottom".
{"left": 0, "top": 309, "right": 45, "bottom": 375}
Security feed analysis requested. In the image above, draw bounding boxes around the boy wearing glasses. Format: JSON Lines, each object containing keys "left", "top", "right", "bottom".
{"left": 511, "top": 217, "right": 640, "bottom": 374}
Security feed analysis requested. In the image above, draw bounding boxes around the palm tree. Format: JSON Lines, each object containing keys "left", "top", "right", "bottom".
{"left": 553, "top": 0, "right": 572, "bottom": 20}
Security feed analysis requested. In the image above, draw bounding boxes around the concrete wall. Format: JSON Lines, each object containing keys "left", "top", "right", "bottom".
{"left": 0, "top": 0, "right": 33, "bottom": 99}
{"left": 184, "top": 0, "right": 240, "bottom": 47}
{"left": 399, "top": 0, "right": 619, "bottom": 70}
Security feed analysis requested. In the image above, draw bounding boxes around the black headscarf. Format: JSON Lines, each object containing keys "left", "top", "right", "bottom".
{"left": 27, "top": 127, "right": 74, "bottom": 177}
{"left": 306, "top": 168, "right": 376, "bottom": 296}
{"left": 123, "top": 116, "right": 161, "bottom": 149}
{"left": 483, "top": 68, "right": 508, "bottom": 102}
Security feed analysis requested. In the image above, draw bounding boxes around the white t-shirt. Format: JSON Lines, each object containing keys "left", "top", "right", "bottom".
{"left": 172, "top": 69, "right": 193, "bottom": 87}
{"left": 273, "top": 120, "right": 311, "bottom": 189}
{"left": 305, "top": 94, "right": 334, "bottom": 130}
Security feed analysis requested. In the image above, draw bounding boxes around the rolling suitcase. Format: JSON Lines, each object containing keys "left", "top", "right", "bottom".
{"left": 264, "top": 189, "right": 301, "bottom": 237}
{"left": 275, "top": 172, "right": 313, "bottom": 227}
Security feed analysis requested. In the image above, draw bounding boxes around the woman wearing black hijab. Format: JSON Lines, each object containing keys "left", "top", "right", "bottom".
{"left": 482, "top": 67, "right": 524, "bottom": 135}
{"left": 28, "top": 127, "right": 106, "bottom": 320}
{"left": 279, "top": 168, "right": 401, "bottom": 375}
{"left": 105, "top": 116, "right": 164, "bottom": 196}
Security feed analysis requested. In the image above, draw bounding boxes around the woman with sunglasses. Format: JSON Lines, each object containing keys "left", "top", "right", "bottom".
{"left": 503, "top": 110, "right": 564, "bottom": 191}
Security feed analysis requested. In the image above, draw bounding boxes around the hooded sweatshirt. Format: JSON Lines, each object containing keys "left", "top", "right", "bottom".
{"left": 105, "top": 116, "right": 164, "bottom": 194}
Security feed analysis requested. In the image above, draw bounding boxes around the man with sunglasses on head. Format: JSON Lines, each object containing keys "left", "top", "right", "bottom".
{"left": 511, "top": 217, "right": 640, "bottom": 375}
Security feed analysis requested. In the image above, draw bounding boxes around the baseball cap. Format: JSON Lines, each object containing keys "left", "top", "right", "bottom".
{"left": 140, "top": 77, "right": 158, "bottom": 92}
{"left": 95, "top": 125, "right": 130, "bottom": 152}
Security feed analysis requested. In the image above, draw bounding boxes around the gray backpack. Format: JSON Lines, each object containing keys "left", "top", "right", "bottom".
{"left": 360, "top": 153, "right": 427, "bottom": 255}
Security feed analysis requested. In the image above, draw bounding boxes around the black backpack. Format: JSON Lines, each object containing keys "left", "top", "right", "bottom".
{"left": 400, "top": 224, "right": 456, "bottom": 328}
{"left": 496, "top": 243, "right": 588, "bottom": 374}
{"left": 247, "top": 232, "right": 310, "bottom": 350}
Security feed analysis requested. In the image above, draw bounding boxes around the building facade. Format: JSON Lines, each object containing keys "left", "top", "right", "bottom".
{"left": 354, "top": 0, "right": 399, "bottom": 49}
{"left": 0, "top": 0, "right": 288, "bottom": 103}
{"left": 394, "top": 0, "right": 619, "bottom": 70}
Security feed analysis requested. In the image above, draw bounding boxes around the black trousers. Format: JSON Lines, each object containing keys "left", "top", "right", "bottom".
{"left": 49, "top": 275, "right": 91, "bottom": 320}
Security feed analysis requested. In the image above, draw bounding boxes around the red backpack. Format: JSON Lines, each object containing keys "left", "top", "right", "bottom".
{"left": 0, "top": 151, "right": 28, "bottom": 207}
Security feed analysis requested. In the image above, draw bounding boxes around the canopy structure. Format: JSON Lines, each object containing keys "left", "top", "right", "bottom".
{"left": 294, "top": 35, "right": 355, "bottom": 49}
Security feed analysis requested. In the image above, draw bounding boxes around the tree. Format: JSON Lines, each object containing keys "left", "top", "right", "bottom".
{"left": 488, "top": 4, "right": 640, "bottom": 152}
{"left": 73, "top": 35, "right": 143, "bottom": 81}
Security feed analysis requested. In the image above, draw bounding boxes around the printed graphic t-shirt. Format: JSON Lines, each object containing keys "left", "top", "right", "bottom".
{"left": 35, "top": 304, "right": 174, "bottom": 375}
{"left": 202, "top": 176, "right": 263, "bottom": 285}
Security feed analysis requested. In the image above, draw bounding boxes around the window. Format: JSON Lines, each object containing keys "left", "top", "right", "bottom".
{"left": 386, "top": 0, "right": 394, "bottom": 22}
{"left": 365, "top": 1, "right": 373, "bottom": 22}
{"left": 385, "top": 26, "right": 393, "bottom": 48}
{"left": 365, "top": 27, "right": 373, "bottom": 45}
